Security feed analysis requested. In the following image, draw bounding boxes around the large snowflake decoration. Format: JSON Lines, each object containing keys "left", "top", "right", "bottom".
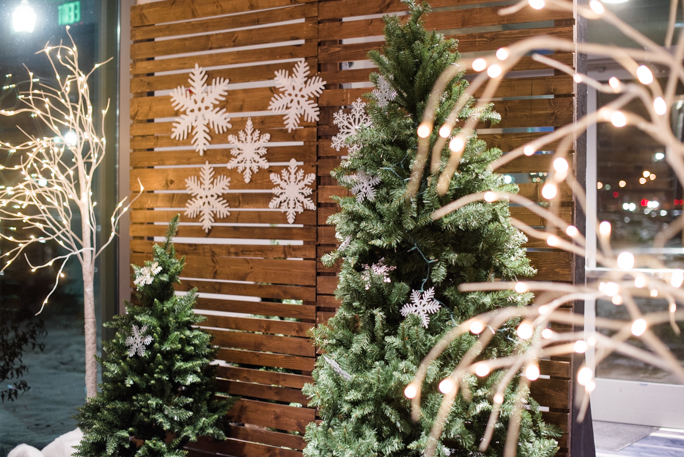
{"left": 400, "top": 288, "right": 441, "bottom": 328}
{"left": 350, "top": 170, "right": 381, "bottom": 203}
{"left": 185, "top": 162, "right": 231, "bottom": 233}
{"left": 170, "top": 64, "right": 231, "bottom": 156}
{"left": 126, "top": 325, "right": 153, "bottom": 358}
{"left": 269, "top": 158, "right": 316, "bottom": 224}
{"left": 331, "top": 98, "right": 372, "bottom": 155}
{"left": 269, "top": 61, "right": 326, "bottom": 132}
{"left": 133, "top": 261, "right": 162, "bottom": 290}
{"left": 227, "top": 117, "right": 270, "bottom": 183}
{"left": 372, "top": 75, "right": 397, "bottom": 108}
{"left": 360, "top": 258, "right": 396, "bottom": 290}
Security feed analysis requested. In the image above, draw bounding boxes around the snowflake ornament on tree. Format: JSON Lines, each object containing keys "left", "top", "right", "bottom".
{"left": 133, "top": 261, "right": 162, "bottom": 290}
{"left": 126, "top": 325, "right": 153, "bottom": 357}
{"left": 331, "top": 98, "right": 372, "bottom": 155}
{"left": 350, "top": 170, "right": 382, "bottom": 203}
{"left": 269, "top": 158, "right": 316, "bottom": 224}
{"left": 360, "top": 258, "right": 396, "bottom": 290}
{"left": 269, "top": 61, "right": 326, "bottom": 132}
{"left": 400, "top": 288, "right": 441, "bottom": 328}
{"left": 170, "top": 64, "right": 231, "bottom": 156}
{"left": 227, "top": 117, "right": 270, "bottom": 183}
{"left": 372, "top": 75, "right": 397, "bottom": 108}
{"left": 185, "top": 162, "right": 231, "bottom": 233}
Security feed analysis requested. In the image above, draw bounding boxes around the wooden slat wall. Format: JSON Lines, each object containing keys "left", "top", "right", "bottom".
{"left": 129, "top": 0, "right": 576, "bottom": 455}
{"left": 314, "top": 1, "right": 575, "bottom": 456}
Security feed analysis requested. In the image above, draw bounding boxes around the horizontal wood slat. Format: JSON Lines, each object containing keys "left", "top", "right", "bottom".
{"left": 202, "top": 314, "right": 313, "bottom": 337}
{"left": 131, "top": 208, "right": 317, "bottom": 226}
{"left": 218, "top": 348, "right": 315, "bottom": 371}
{"left": 130, "top": 145, "right": 317, "bottom": 167}
{"left": 224, "top": 399, "right": 315, "bottom": 432}
{"left": 196, "top": 298, "right": 316, "bottom": 320}
{"left": 217, "top": 366, "right": 313, "bottom": 389}
{"left": 130, "top": 224, "right": 317, "bottom": 241}
{"left": 131, "top": 240, "right": 316, "bottom": 259}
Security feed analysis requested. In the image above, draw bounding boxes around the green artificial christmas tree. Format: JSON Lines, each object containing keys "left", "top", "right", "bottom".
{"left": 76, "top": 216, "right": 236, "bottom": 457}
{"left": 303, "top": 3, "right": 559, "bottom": 456}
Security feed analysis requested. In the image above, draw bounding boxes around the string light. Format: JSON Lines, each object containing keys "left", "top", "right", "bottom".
{"left": 654, "top": 97, "right": 667, "bottom": 115}
{"left": 611, "top": 111, "right": 627, "bottom": 127}
{"left": 542, "top": 183, "right": 557, "bottom": 200}
{"left": 475, "top": 363, "right": 490, "bottom": 377}
{"left": 650, "top": 289, "right": 659, "bottom": 297}
{"left": 612, "top": 294, "right": 623, "bottom": 305}
{"left": 487, "top": 64, "right": 502, "bottom": 78}
{"left": 546, "top": 235, "right": 560, "bottom": 247}
{"left": 541, "top": 328, "right": 554, "bottom": 339}
{"left": 634, "top": 275, "right": 647, "bottom": 288}
{"left": 484, "top": 191, "right": 497, "bottom": 202}
{"left": 636, "top": 65, "right": 654, "bottom": 85}
{"left": 517, "top": 321, "right": 534, "bottom": 340}
{"left": 604, "top": 282, "right": 619, "bottom": 297}
{"left": 671, "top": 270, "right": 684, "bottom": 288}
{"left": 574, "top": 340, "right": 588, "bottom": 353}
{"left": 589, "top": 0, "right": 605, "bottom": 14}
{"left": 515, "top": 282, "right": 529, "bottom": 293}
{"left": 573, "top": 74, "right": 583, "bottom": 83}
{"left": 439, "top": 125, "right": 451, "bottom": 138}
{"left": 553, "top": 157, "right": 569, "bottom": 173}
{"left": 449, "top": 137, "right": 465, "bottom": 152}
{"left": 523, "top": 146, "right": 535, "bottom": 156}
{"left": 616, "top": 251, "right": 635, "bottom": 269}
{"left": 577, "top": 367, "right": 593, "bottom": 386}
{"left": 528, "top": 0, "right": 545, "bottom": 9}
{"left": 472, "top": 58, "right": 487, "bottom": 72}
{"left": 404, "top": 384, "right": 418, "bottom": 399}
{"left": 566, "top": 225, "right": 579, "bottom": 237}
{"left": 470, "top": 320, "right": 485, "bottom": 334}
{"left": 496, "top": 47, "right": 509, "bottom": 60}
{"left": 631, "top": 319, "right": 647, "bottom": 336}
{"left": 493, "top": 393, "right": 504, "bottom": 404}
{"left": 525, "top": 364, "right": 540, "bottom": 381}
{"left": 417, "top": 123, "right": 431, "bottom": 138}
{"left": 599, "top": 221, "right": 612, "bottom": 237}
{"left": 439, "top": 378, "right": 455, "bottom": 394}
{"left": 608, "top": 77, "right": 621, "bottom": 90}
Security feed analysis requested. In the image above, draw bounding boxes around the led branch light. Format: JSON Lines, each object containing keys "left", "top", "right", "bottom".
{"left": 405, "top": 1, "right": 684, "bottom": 456}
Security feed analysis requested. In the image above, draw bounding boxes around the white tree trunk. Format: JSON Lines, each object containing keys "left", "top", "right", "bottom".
{"left": 82, "top": 257, "right": 97, "bottom": 398}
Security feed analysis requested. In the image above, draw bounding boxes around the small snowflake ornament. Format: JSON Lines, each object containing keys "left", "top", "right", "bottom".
{"left": 372, "top": 75, "right": 397, "bottom": 108}
{"left": 350, "top": 170, "right": 381, "bottom": 203}
{"left": 331, "top": 98, "right": 372, "bottom": 155}
{"left": 134, "top": 261, "right": 162, "bottom": 289}
{"left": 126, "top": 325, "right": 153, "bottom": 357}
{"left": 401, "top": 288, "right": 441, "bottom": 328}
{"left": 269, "top": 61, "right": 326, "bottom": 132}
{"left": 185, "top": 162, "right": 231, "bottom": 233}
{"left": 269, "top": 158, "right": 316, "bottom": 224}
{"left": 170, "top": 64, "right": 231, "bottom": 156}
{"left": 361, "top": 258, "right": 396, "bottom": 290}
{"left": 227, "top": 118, "right": 270, "bottom": 183}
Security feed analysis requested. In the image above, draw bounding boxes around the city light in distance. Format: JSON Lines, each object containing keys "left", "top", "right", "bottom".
{"left": 597, "top": 181, "right": 603, "bottom": 189}
{"left": 639, "top": 177, "right": 647, "bottom": 184}
{"left": 619, "top": 180, "right": 626, "bottom": 187}
{"left": 643, "top": 170, "right": 651, "bottom": 178}
{"left": 654, "top": 152, "right": 665, "bottom": 161}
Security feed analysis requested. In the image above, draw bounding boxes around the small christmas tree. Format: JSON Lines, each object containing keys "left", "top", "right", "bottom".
{"left": 303, "top": 2, "right": 559, "bottom": 456}
{"left": 76, "top": 216, "right": 236, "bottom": 457}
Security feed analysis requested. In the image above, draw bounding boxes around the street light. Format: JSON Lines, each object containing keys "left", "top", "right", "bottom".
{"left": 12, "top": 0, "right": 36, "bottom": 33}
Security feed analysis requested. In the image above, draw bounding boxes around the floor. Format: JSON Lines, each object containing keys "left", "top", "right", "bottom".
{"left": 594, "top": 421, "right": 684, "bottom": 457}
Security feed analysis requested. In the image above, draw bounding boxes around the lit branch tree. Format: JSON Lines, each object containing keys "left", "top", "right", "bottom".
{"left": 403, "top": 1, "right": 684, "bottom": 456}
{"left": 0, "top": 30, "right": 137, "bottom": 398}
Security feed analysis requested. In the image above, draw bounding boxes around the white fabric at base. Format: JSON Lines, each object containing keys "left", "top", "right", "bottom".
{"left": 7, "top": 429, "right": 82, "bottom": 457}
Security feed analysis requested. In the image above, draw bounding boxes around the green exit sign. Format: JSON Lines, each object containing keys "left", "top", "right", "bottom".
{"left": 58, "top": 1, "right": 80, "bottom": 26}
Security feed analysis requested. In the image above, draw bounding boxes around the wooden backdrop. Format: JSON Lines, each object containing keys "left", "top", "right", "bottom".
{"left": 128, "top": 0, "right": 579, "bottom": 455}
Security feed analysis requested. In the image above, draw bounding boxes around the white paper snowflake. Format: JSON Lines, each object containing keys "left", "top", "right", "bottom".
{"left": 323, "top": 355, "right": 351, "bottom": 381}
{"left": 170, "top": 64, "right": 231, "bottom": 156}
{"left": 361, "top": 258, "right": 396, "bottom": 290}
{"left": 401, "top": 288, "right": 441, "bottom": 328}
{"left": 134, "top": 261, "right": 162, "bottom": 289}
{"left": 269, "top": 158, "right": 316, "bottom": 224}
{"left": 126, "top": 325, "right": 153, "bottom": 357}
{"left": 372, "top": 75, "right": 397, "bottom": 108}
{"left": 227, "top": 117, "right": 270, "bottom": 183}
{"left": 350, "top": 170, "right": 381, "bottom": 203}
{"left": 185, "top": 162, "right": 231, "bottom": 233}
{"left": 269, "top": 61, "right": 326, "bottom": 132}
{"left": 332, "top": 98, "right": 372, "bottom": 155}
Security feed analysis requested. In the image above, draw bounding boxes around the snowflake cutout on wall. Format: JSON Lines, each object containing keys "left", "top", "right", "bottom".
{"left": 185, "top": 162, "right": 231, "bottom": 233}
{"left": 126, "top": 325, "right": 153, "bottom": 357}
{"left": 133, "top": 261, "right": 162, "bottom": 290}
{"left": 372, "top": 75, "right": 397, "bottom": 108}
{"left": 400, "top": 288, "right": 441, "bottom": 328}
{"left": 227, "top": 117, "right": 270, "bottom": 183}
{"left": 170, "top": 64, "right": 231, "bottom": 156}
{"left": 331, "top": 98, "right": 372, "bottom": 155}
{"left": 361, "top": 258, "right": 396, "bottom": 290}
{"left": 269, "top": 61, "right": 326, "bottom": 132}
{"left": 350, "top": 170, "right": 381, "bottom": 203}
{"left": 269, "top": 158, "right": 316, "bottom": 224}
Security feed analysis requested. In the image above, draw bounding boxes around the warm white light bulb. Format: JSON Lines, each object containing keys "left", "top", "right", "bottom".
{"left": 577, "top": 367, "right": 593, "bottom": 386}
{"left": 634, "top": 275, "right": 647, "bottom": 288}
{"left": 487, "top": 64, "right": 502, "bottom": 78}
{"left": 517, "top": 321, "right": 534, "bottom": 340}
{"left": 546, "top": 235, "right": 560, "bottom": 247}
{"left": 617, "top": 251, "right": 635, "bottom": 270}
{"left": 542, "top": 183, "right": 557, "bottom": 200}
{"left": 636, "top": 65, "right": 654, "bottom": 85}
{"left": 631, "top": 318, "right": 647, "bottom": 336}
{"left": 611, "top": 111, "right": 627, "bottom": 127}
{"left": 472, "top": 58, "right": 487, "bottom": 72}
{"left": 439, "top": 125, "right": 451, "bottom": 138}
{"left": 608, "top": 77, "right": 620, "bottom": 90}
{"left": 566, "top": 225, "right": 579, "bottom": 237}
{"left": 528, "top": 0, "right": 545, "bottom": 9}
{"left": 654, "top": 97, "right": 667, "bottom": 115}
{"left": 643, "top": 170, "right": 651, "bottom": 178}
{"left": 475, "top": 363, "right": 490, "bottom": 377}
{"left": 573, "top": 74, "right": 583, "bottom": 83}
{"left": 599, "top": 221, "right": 612, "bottom": 237}
{"left": 590, "top": 0, "right": 605, "bottom": 14}
{"left": 525, "top": 364, "right": 540, "bottom": 381}
{"left": 650, "top": 289, "right": 659, "bottom": 297}
{"left": 417, "top": 123, "right": 431, "bottom": 138}
{"left": 484, "top": 191, "right": 497, "bottom": 203}
{"left": 553, "top": 157, "right": 569, "bottom": 173}
{"left": 671, "top": 270, "right": 683, "bottom": 288}
{"left": 449, "top": 137, "right": 465, "bottom": 152}
{"left": 439, "top": 378, "right": 455, "bottom": 394}
{"left": 404, "top": 384, "right": 418, "bottom": 399}
{"left": 604, "top": 282, "right": 619, "bottom": 297}
{"left": 496, "top": 47, "right": 509, "bottom": 61}
{"left": 470, "top": 320, "right": 485, "bottom": 334}
{"left": 515, "top": 282, "right": 529, "bottom": 293}
{"left": 612, "top": 294, "right": 623, "bottom": 305}
{"left": 574, "top": 340, "right": 588, "bottom": 353}
{"left": 541, "top": 328, "right": 554, "bottom": 339}
{"left": 524, "top": 146, "right": 535, "bottom": 156}
{"left": 493, "top": 393, "right": 504, "bottom": 404}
